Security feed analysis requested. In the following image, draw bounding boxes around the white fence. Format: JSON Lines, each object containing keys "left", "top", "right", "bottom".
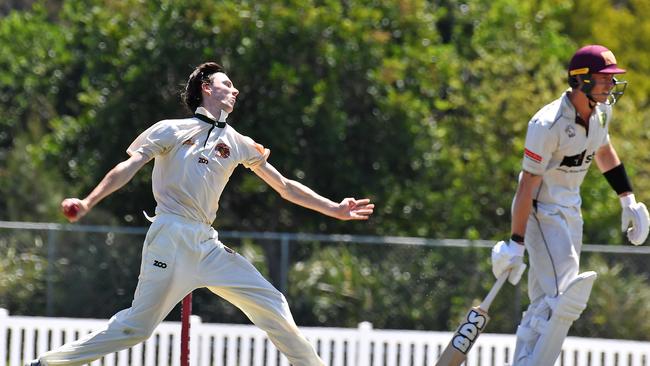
{"left": 1, "top": 309, "right": 649, "bottom": 366}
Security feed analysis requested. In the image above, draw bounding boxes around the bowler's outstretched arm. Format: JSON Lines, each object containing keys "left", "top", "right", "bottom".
{"left": 252, "top": 160, "right": 374, "bottom": 221}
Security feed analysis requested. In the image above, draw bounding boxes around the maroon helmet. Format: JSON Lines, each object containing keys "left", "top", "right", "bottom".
{"left": 567, "top": 45, "right": 627, "bottom": 104}
{"left": 569, "top": 45, "right": 626, "bottom": 75}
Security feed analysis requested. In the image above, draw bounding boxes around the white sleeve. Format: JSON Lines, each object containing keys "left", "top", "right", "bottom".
{"left": 237, "top": 134, "right": 270, "bottom": 170}
{"left": 126, "top": 120, "right": 178, "bottom": 159}
{"left": 521, "top": 119, "right": 558, "bottom": 175}
{"left": 601, "top": 132, "right": 611, "bottom": 147}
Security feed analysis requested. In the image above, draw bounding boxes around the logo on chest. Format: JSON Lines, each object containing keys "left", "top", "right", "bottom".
{"left": 196, "top": 142, "right": 231, "bottom": 165}
{"left": 215, "top": 143, "right": 231, "bottom": 159}
{"left": 560, "top": 149, "right": 594, "bottom": 167}
{"left": 565, "top": 125, "right": 576, "bottom": 138}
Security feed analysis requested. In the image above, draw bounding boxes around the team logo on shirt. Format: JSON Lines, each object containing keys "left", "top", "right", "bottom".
{"left": 215, "top": 143, "right": 231, "bottom": 159}
{"left": 598, "top": 111, "right": 607, "bottom": 127}
{"left": 565, "top": 125, "right": 576, "bottom": 138}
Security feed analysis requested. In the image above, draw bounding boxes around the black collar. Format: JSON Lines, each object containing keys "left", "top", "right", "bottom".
{"left": 194, "top": 113, "right": 226, "bottom": 147}
{"left": 194, "top": 113, "right": 226, "bottom": 128}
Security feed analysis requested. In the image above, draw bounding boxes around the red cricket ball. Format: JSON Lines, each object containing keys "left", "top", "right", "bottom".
{"left": 63, "top": 203, "right": 79, "bottom": 219}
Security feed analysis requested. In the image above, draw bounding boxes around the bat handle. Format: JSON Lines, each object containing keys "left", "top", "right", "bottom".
{"left": 479, "top": 271, "right": 510, "bottom": 312}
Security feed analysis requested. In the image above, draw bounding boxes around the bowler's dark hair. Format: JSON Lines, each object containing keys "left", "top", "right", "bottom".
{"left": 182, "top": 62, "right": 226, "bottom": 112}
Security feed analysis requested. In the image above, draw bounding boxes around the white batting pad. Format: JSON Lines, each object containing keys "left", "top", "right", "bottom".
{"left": 525, "top": 271, "right": 597, "bottom": 365}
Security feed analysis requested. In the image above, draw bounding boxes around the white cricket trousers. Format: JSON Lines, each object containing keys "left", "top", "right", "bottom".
{"left": 525, "top": 202, "right": 583, "bottom": 301}
{"left": 512, "top": 202, "right": 584, "bottom": 365}
{"left": 39, "top": 213, "right": 324, "bottom": 366}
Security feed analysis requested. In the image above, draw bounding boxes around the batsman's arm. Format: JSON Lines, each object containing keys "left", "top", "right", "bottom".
{"left": 252, "top": 161, "right": 374, "bottom": 221}
{"left": 595, "top": 142, "right": 650, "bottom": 245}
{"left": 61, "top": 152, "right": 151, "bottom": 222}
{"left": 595, "top": 142, "right": 622, "bottom": 173}
{"left": 595, "top": 142, "right": 633, "bottom": 197}
{"left": 510, "top": 171, "right": 543, "bottom": 240}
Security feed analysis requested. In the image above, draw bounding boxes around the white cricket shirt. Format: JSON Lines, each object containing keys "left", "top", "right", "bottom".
{"left": 521, "top": 91, "right": 612, "bottom": 208}
{"left": 127, "top": 107, "right": 270, "bottom": 224}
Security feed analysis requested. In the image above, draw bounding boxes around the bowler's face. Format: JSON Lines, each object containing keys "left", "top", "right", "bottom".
{"left": 207, "top": 72, "right": 239, "bottom": 113}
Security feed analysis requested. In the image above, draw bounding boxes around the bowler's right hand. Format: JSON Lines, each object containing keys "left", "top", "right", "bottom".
{"left": 61, "top": 198, "right": 89, "bottom": 223}
{"left": 491, "top": 239, "right": 527, "bottom": 285}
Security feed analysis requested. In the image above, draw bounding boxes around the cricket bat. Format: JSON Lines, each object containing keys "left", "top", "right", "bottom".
{"left": 435, "top": 271, "right": 510, "bottom": 366}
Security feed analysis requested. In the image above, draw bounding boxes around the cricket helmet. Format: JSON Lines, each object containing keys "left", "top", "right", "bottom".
{"left": 567, "top": 45, "right": 627, "bottom": 104}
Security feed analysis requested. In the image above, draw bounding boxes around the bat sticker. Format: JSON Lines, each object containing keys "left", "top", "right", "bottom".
{"left": 451, "top": 309, "right": 488, "bottom": 353}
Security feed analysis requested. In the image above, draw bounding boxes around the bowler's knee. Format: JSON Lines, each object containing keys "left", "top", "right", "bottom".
{"left": 119, "top": 326, "right": 154, "bottom": 346}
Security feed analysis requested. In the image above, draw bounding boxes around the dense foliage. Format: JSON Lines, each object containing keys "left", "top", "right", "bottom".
{"left": 1, "top": 0, "right": 649, "bottom": 339}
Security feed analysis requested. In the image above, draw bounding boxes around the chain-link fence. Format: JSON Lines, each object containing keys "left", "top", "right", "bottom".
{"left": 1, "top": 221, "right": 649, "bottom": 341}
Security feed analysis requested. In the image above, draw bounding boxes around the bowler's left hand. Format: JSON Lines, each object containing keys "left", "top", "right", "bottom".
{"left": 336, "top": 198, "right": 374, "bottom": 220}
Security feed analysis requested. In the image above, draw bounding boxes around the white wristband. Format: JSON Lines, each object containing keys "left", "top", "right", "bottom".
{"left": 620, "top": 193, "right": 636, "bottom": 207}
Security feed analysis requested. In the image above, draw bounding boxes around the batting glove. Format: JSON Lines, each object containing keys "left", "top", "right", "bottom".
{"left": 491, "top": 239, "right": 527, "bottom": 285}
{"left": 621, "top": 194, "right": 650, "bottom": 245}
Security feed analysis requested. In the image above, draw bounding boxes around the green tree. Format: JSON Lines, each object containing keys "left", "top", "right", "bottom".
{"left": 576, "top": 254, "right": 650, "bottom": 340}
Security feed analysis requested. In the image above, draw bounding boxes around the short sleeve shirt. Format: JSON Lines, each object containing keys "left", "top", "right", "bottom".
{"left": 521, "top": 91, "right": 612, "bottom": 208}
{"left": 127, "top": 110, "right": 270, "bottom": 224}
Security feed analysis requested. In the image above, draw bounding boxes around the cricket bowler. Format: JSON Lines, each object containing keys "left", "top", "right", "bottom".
{"left": 28, "top": 62, "right": 374, "bottom": 366}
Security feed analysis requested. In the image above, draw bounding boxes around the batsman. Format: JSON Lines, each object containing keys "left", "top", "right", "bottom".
{"left": 491, "top": 45, "right": 649, "bottom": 365}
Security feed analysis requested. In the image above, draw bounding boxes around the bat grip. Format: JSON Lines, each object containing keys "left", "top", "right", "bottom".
{"left": 479, "top": 271, "right": 510, "bottom": 312}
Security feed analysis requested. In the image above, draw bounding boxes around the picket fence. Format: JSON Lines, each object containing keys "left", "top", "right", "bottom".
{"left": 1, "top": 309, "right": 649, "bottom": 366}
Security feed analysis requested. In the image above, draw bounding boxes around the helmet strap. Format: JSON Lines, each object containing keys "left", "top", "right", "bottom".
{"left": 587, "top": 96, "right": 598, "bottom": 108}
